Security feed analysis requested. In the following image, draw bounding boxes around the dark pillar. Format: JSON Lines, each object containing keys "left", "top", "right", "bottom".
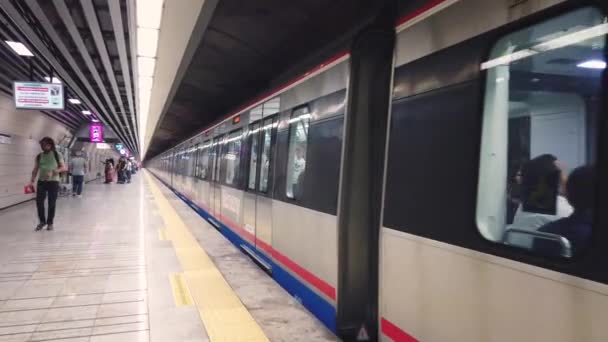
{"left": 336, "top": 2, "right": 395, "bottom": 342}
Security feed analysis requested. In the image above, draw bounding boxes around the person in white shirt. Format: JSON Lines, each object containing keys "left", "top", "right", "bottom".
{"left": 69, "top": 151, "right": 87, "bottom": 198}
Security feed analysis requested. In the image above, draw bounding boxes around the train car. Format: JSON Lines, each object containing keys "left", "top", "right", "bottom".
{"left": 380, "top": 0, "right": 607, "bottom": 341}
{"left": 149, "top": 0, "right": 608, "bottom": 340}
{"left": 149, "top": 55, "right": 349, "bottom": 330}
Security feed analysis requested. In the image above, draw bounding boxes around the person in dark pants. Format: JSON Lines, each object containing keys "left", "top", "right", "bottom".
{"left": 29, "top": 137, "right": 66, "bottom": 231}
{"left": 70, "top": 151, "right": 86, "bottom": 197}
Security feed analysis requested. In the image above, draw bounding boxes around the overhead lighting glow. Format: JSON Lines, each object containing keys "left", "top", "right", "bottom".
{"left": 91, "top": 118, "right": 100, "bottom": 122}
{"left": 138, "top": 57, "right": 156, "bottom": 76}
{"left": 137, "top": 0, "right": 164, "bottom": 29}
{"left": 577, "top": 59, "right": 606, "bottom": 69}
{"left": 138, "top": 76, "right": 153, "bottom": 91}
{"left": 137, "top": 28, "right": 159, "bottom": 57}
{"left": 5, "top": 41, "right": 33, "bottom": 56}
{"left": 82, "top": 110, "right": 92, "bottom": 115}
{"left": 481, "top": 23, "right": 608, "bottom": 70}
{"left": 44, "top": 77, "right": 62, "bottom": 84}
{"left": 68, "top": 98, "right": 81, "bottom": 104}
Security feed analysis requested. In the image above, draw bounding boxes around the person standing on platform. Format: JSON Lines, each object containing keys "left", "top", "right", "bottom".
{"left": 126, "top": 159, "right": 132, "bottom": 183}
{"left": 104, "top": 159, "right": 115, "bottom": 184}
{"left": 29, "top": 137, "right": 67, "bottom": 231}
{"left": 116, "top": 157, "right": 127, "bottom": 184}
{"left": 70, "top": 151, "right": 87, "bottom": 198}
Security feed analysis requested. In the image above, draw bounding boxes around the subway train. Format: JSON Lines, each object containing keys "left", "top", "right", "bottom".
{"left": 148, "top": 0, "right": 608, "bottom": 341}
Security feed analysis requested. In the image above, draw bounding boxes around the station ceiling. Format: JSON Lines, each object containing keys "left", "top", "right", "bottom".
{"left": 0, "top": 0, "right": 139, "bottom": 154}
{"left": 145, "top": 0, "right": 385, "bottom": 159}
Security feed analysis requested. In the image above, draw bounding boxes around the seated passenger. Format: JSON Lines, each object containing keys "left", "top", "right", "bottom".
{"left": 511, "top": 154, "right": 573, "bottom": 229}
{"left": 507, "top": 154, "right": 573, "bottom": 248}
{"left": 534, "top": 166, "right": 594, "bottom": 257}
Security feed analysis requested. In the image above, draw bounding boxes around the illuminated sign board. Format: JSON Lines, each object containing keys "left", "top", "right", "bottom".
{"left": 13, "top": 82, "right": 64, "bottom": 110}
{"left": 89, "top": 124, "right": 103, "bottom": 142}
{"left": 96, "top": 143, "right": 111, "bottom": 149}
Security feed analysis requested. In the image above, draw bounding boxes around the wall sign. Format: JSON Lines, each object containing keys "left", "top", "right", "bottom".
{"left": 0, "top": 134, "right": 12, "bottom": 144}
{"left": 13, "top": 82, "right": 64, "bottom": 110}
{"left": 89, "top": 123, "right": 103, "bottom": 143}
{"left": 96, "top": 143, "right": 111, "bottom": 149}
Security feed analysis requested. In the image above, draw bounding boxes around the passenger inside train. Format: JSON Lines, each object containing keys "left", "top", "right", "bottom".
{"left": 533, "top": 165, "right": 595, "bottom": 257}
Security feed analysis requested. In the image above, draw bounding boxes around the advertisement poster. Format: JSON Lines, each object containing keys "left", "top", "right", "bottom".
{"left": 89, "top": 124, "right": 103, "bottom": 143}
{"left": 13, "top": 82, "right": 64, "bottom": 110}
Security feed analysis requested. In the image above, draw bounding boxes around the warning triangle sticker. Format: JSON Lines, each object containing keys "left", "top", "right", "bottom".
{"left": 356, "top": 325, "right": 370, "bottom": 341}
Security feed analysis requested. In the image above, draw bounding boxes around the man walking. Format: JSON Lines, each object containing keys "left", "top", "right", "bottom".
{"left": 29, "top": 137, "right": 67, "bottom": 231}
{"left": 70, "top": 151, "right": 87, "bottom": 198}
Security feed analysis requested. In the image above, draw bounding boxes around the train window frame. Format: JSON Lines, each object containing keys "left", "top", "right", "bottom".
{"left": 247, "top": 122, "right": 261, "bottom": 191}
{"left": 221, "top": 129, "right": 243, "bottom": 187}
{"left": 193, "top": 143, "right": 200, "bottom": 179}
{"left": 259, "top": 116, "right": 277, "bottom": 194}
{"left": 211, "top": 135, "right": 223, "bottom": 183}
{"left": 475, "top": 6, "right": 606, "bottom": 259}
{"left": 201, "top": 140, "right": 211, "bottom": 180}
{"left": 285, "top": 105, "right": 311, "bottom": 199}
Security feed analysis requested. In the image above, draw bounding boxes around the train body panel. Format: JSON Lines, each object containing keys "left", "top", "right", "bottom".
{"left": 381, "top": 0, "right": 608, "bottom": 341}
{"left": 379, "top": 228, "right": 608, "bottom": 342}
{"left": 148, "top": 58, "right": 349, "bottom": 331}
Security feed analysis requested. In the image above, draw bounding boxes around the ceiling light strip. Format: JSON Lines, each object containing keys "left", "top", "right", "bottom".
{"left": 51, "top": 0, "right": 137, "bottom": 152}
{"left": 109, "top": 0, "right": 139, "bottom": 150}
{"left": 135, "top": 0, "right": 164, "bottom": 156}
{"left": 81, "top": 0, "right": 136, "bottom": 149}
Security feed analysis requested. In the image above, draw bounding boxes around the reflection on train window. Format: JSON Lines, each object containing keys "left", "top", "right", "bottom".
{"left": 197, "top": 143, "right": 210, "bottom": 180}
{"left": 286, "top": 107, "right": 311, "bottom": 199}
{"left": 259, "top": 117, "right": 274, "bottom": 193}
{"left": 223, "top": 130, "right": 242, "bottom": 185}
{"left": 248, "top": 123, "right": 260, "bottom": 190}
{"left": 477, "top": 7, "right": 604, "bottom": 258}
{"left": 211, "top": 136, "right": 222, "bottom": 182}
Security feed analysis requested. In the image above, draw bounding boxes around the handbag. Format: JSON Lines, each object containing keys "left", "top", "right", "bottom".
{"left": 24, "top": 184, "right": 35, "bottom": 194}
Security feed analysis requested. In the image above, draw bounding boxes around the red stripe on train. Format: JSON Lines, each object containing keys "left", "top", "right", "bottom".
{"left": 396, "top": 0, "right": 451, "bottom": 27}
{"left": 381, "top": 318, "right": 419, "bottom": 342}
{"left": 214, "top": 209, "right": 337, "bottom": 301}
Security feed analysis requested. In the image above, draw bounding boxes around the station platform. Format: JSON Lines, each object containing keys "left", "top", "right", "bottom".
{"left": 0, "top": 171, "right": 336, "bottom": 342}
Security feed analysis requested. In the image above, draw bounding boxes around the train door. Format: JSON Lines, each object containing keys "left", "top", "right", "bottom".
{"left": 200, "top": 140, "right": 212, "bottom": 210}
{"left": 254, "top": 116, "right": 276, "bottom": 253}
{"left": 170, "top": 150, "right": 175, "bottom": 187}
{"left": 211, "top": 135, "right": 224, "bottom": 216}
{"left": 243, "top": 122, "right": 260, "bottom": 240}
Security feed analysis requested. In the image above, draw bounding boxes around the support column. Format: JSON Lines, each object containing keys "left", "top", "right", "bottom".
{"left": 336, "top": 2, "right": 395, "bottom": 341}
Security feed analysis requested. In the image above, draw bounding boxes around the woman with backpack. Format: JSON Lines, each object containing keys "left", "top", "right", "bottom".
{"left": 29, "top": 137, "right": 67, "bottom": 231}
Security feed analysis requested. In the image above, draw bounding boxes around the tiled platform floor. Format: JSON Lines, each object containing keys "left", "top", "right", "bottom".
{"left": 0, "top": 172, "right": 336, "bottom": 342}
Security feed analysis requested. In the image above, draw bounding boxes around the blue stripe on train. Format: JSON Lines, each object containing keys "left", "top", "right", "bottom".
{"left": 152, "top": 175, "right": 337, "bottom": 332}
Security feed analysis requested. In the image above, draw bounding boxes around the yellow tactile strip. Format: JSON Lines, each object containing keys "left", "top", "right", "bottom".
{"left": 169, "top": 272, "right": 194, "bottom": 306}
{"left": 145, "top": 172, "right": 269, "bottom": 342}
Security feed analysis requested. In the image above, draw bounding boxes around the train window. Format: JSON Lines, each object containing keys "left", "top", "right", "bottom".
{"left": 286, "top": 106, "right": 311, "bottom": 199}
{"left": 259, "top": 117, "right": 276, "bottom": 193}
{"left": 193, "top": 144, "right": 200, "bottom": 178}
{"left": 196, "top": 142, "right": 210, "bottom": 180}
{"left": 248, "top": 123, "right": 260, "bottom": 190}
{"left": 477, "top": 7, "right": 604, "bottom": 258}
{"left": 223, "top": 129, "right": 242, "bottom": 186}
{"left": 211, "top": 137, "right": 222, "bottom": 182}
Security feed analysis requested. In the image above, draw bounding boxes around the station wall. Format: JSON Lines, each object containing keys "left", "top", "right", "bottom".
{"left": 0, "top": 92, "right": 72, "bottom": 209}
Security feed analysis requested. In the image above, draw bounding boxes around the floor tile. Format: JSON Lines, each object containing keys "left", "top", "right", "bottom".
{"left": 42, "top": 305, "right": 98, "bottom": 322}
{"left": 30, "top": 327, "right": 92, "bottom": 341}
{"left": 96, "top": 300, "right": 147, "bottom": 318}
{"left": 89, "top": 329, "right": 149, "bottom": 342}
